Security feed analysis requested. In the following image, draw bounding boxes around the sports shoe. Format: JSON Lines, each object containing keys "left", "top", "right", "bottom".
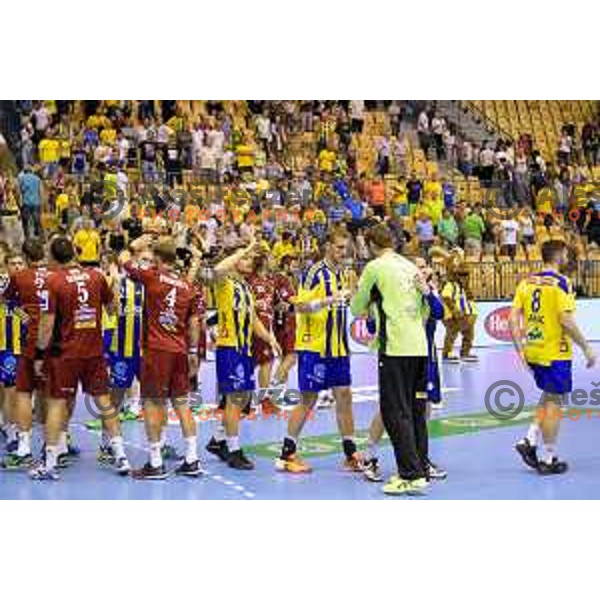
{"left": 115, "top": 456, "right": 131, "bottom": 476}
{"left": 29, "top": 464, "right": 60, "bottom": 481}
{"left": 317, "top": 390, "right": 335, "bottom": 409}
{"left": 175, "top": 459, "right": 205, "bottom": 477}
{"left": 342, "top": 453, "right": 364, "bottom": 472}
{"left": 66, "top": 434, "right": 80, "bottom": 456}
{"left": 5, "top": 439, "right": 18, "bottom": 454}
{"left": 131, "top": 463, "right": 169, "bottom": 480}
{"left": 161, "top": 444, "right": 182, "bottom": 461}
{"left": 443, "top": 355, "right": 460, "bottom": 364}
{"left": 227, "top": 449, "right": 254, "bottom": 470}
{"left": 97, "top": 444, "right": 114, "bottom": 465}
{"left": 206, "top": 437, "right": 229, "bottom": 462}
{"left": 260, "top": 396, "right": 281, "bottom": 417}
{"left": 426, "top": 460, "right": 448, "bottom": 480}
{"left": 363, "top": 457, "right": 384, "bottom": 482}
{"left": 120, "top": 407, "right": 139, "bottom": 422}
{"left": 41, "top": 445, "right": 73, "bottom": 469}
{"left": 1, "top": 453, "right": 34, "bottom": 471}
{"left": 537, "top": 457, "right": 568, "bottom": 476}
{"left": 382, "top": 476, "right": 429, "bottom": 495}
{"left": 275, "top": 453, "right": 312, "bottom": 473}
{"left": 515, "top": 438, "right": 539, "bottom": 469}
{"left": 461, "top": 354, "right": 478, "bottom": 363}
{"left": 85, "top": 419, "right": 103, "bottom": 431}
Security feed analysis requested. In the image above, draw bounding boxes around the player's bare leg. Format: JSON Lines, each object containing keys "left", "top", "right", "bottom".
{"left": 537, "top": 393, "right": 568, "bottom": 474}
{"left": 333, "top": 385, "right": 363, "bottom": 471}
{"left": 1, "top": 390, "right": 34, "bottom": 469}
{"left": 223, "top": 392, "right": 254, "bottom": 469}
{"left": 95, "top": 393, "right": 130, "bottom": 475}
{"left": 30, "top": 398, "right": 66, "bottom": 480}
{"left": 133, "top": 397, "right": 169, "bottom": 479}
{"left": 275, "top": 391, "right": 318, "bottom": 473}
{"left": 363, "top": 411, "right": 385, "bottom": 482}
{"left": 171, "top": 395, "right": 203, "bottom": 476}
{"left": 3, "top": 386, "right": 18, "bottom": 451}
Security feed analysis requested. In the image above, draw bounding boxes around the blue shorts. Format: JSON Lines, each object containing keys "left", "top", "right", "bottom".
{"left": 528, "top": 360, "right": 573, "bottom": 395}
{"left": 103, "top": 330, "right": 114, "bottom": 355}
{"left": 298, "top": 352, "right": 351, "bottom": 393}
{"left": 108, "top": 354, "right": 141, "bottom": 389}
{"left": 216, "top": 347, "right": 256, "bottom": 395}
{"left": 0, "top": 351, "right": 18, "bottom": 387}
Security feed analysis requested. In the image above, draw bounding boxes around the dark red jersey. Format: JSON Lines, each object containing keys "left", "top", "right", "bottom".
{"left": 5, "top": 266, "right": 49, "bottom": 358}
{"left": 47, "top": 266, "right": 113, "bottom": 359}
{"left": 272, "top": 272, "right": 296, "bottom": 329}
{"left": 247, "top": 273, "right": 275, "bottom": 328}
{"left": 124, "top": 261, "right": 197, "bottom": 354}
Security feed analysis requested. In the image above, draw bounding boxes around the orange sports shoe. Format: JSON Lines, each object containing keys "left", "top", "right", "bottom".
{"left": 275, "top": 453, "right": 313, "bottom": 474}
{"left": 342, "top": 453, "right": 365, "bottom": 472}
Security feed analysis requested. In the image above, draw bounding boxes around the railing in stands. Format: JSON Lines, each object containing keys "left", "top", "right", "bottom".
{"left": 460, "top": 101, "right": 514, "bottom": 144}
{"left": 433, "top": 260, "right": 600, "bottom": 301}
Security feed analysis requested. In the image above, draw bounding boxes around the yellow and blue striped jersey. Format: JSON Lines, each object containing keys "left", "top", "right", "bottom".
{"left": 0, "top": 301, "right": 26, "bottom": 355}
{"left": 110, "top": 278, "right": 144, "bottom": 358}
{"left": 441, "top": 280, "right": 477, "bottom": 319}
{"left": 512, "top": 270, "right": 575, "bottom": 366}
{"left": 295, "top": 259, "right": 349, "bottom": 357}
{"left": 214, "top": 275, "right": 254, "bottom": 356}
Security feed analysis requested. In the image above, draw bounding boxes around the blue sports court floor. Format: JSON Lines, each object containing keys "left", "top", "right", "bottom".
{"left": 2, "top": 344, "right": 600, "bottom": 500}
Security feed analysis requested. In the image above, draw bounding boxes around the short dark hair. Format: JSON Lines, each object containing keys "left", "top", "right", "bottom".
{"left": 365, "top": 224, "right": 394, "bottom": 249}
{"left": 22, "top": 239, "right": 45, "bottom": 263}
{"left": 541, "top": 239, "right": 567, "bottom": 264}
{"left": 50, "top": 236, "right": 75, "bottom": 264}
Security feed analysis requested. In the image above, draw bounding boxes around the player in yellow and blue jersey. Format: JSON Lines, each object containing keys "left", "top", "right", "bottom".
{"left": 275, "top": 228, "right": 363, "bottom": 474}
{"left": 511, "top": 239, "right": 596, "bottom": 475}
{"left": 205, "top": 236, "right": 281, "bottom": 471}
{"left": 0, "top": 252, "right": 27, "bottom": 454}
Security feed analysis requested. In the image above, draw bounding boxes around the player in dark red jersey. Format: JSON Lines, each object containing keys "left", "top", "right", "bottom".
{"left": 271, "top": 254, "right": 299, "bottom": 394}
{"left": 30, "top": 236, "right": 129, "bottom": 480}
{"left": 1, "top": 240, "right": 48, "bottom": 469}
{"left": 247, "top": 252, "right": 279, "bottom": 414}
{"left": 122, "top": 234, "right": 202, "bottom": 480}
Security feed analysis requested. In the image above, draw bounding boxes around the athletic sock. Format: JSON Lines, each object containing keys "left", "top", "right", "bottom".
{"left": 364, "top": 439, "right": 378, "bottom": 462}
{"left": 45, "top": 445, "right": 58, "bottom": 470}
{"left": 184, "top": 436, "right": 198, "bottom": 463}
{"left": 160, "top": 429, "right": 167, "bottom": 448}
{"left": 213, "top": 422, "right": 226, "bottom": 443}
{"left": 342, "top": 437, "right": 357, "bottom": 459}
{"left": 110, "top": 436, "right": 126, "bottom": 460}
{"left": 149, "top": 442, "right": 163, "bottom": 468}
{"left": 281, "top": 436, "right": 297, "bottom": 459}
{"left": 17, "top": 430, "right": 32, "bottom": 457}
{"left": 57, "top": 432, "right": 68, "bottom": 455}
{"left": 6, "top": 423, "right": 18, "bottom": 445}
{"left": 227, "top": 436, "right": 240, "bottom": 452}
{"left": 525, "top": 424, "right": 540, "bottom": 447}
{"left": 541, "top": 443, "right": 556, "bottom": 464}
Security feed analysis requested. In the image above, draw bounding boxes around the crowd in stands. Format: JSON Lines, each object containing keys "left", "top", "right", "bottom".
{"left": 0, "top": 100, "right": 599, "bottom": 298}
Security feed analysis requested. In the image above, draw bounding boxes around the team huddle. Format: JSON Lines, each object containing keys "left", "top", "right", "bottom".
{"left": 0, "top": 225, "right": 595, "bottom": 493}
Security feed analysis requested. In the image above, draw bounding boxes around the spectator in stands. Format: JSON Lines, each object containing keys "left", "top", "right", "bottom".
{"left": 350, "top": 100, "right": 365, "bottom": 134}
{"left": 417, "top": 108, "right": 430, "bottom": 156}
{"left": 18, "top": 165, "right": 43, "bottom": 237}
{"left": 438, "top": 208, "right": 459, "bottom": 248}
{"left": 499, "top": 216, "right": 520, "bottom": 259}
{"left": 431, "top": 113, "right": 446, "bottom": 161}
{"left": 462, "top": 203, "right": 486, "bottom": 255}
{"left": 365, "top": 175, "right": 386, "bottom": 219}
{"left": 406, "top": 171, "right": 422, "bottom": 216}
{"left": 415, "top": 211, "right": 435, "bottom": 256}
